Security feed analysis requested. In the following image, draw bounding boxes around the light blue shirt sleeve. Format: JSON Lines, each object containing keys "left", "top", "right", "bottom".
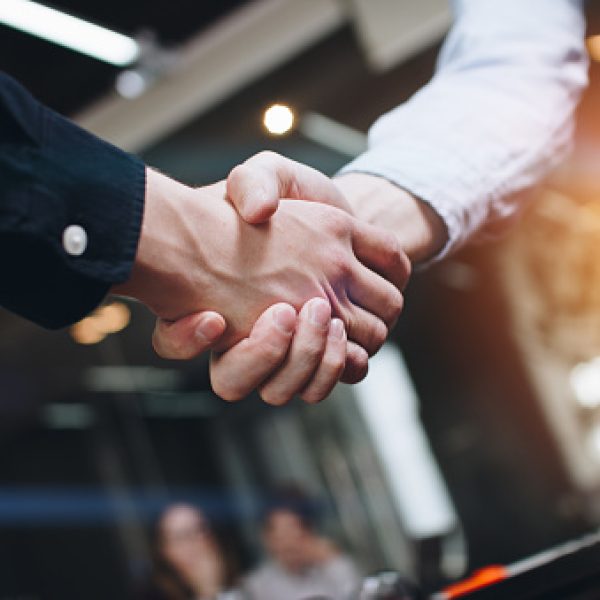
{"left": 340, "top": 0, "right": 588, "bottom": 260}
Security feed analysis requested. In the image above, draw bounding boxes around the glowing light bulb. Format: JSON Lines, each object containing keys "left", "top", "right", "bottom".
{"left": 263, "top": 104, "right": 295, "bottom": 136}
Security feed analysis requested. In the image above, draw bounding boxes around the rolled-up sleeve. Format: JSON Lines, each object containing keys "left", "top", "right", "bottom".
{"left": 0, "top": 72, "right": 145, "bottom": 328}
{"left": 340, "top": 0, "right": 588, "bottom": 260}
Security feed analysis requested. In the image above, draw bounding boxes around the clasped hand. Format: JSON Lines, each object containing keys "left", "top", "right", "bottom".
{"left": 116, "top": 152, "right": 411, "bottom": 405}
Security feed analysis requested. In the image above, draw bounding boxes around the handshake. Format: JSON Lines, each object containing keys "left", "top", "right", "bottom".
{"left": 113, "top": 151, "right": 446, "bottom": 405}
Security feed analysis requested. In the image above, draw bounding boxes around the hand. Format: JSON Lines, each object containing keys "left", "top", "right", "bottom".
{"left": 224, "top": 150, "right": 353, "bottom": 223}
{"left": 115, "top": 167, "right": 408, "bottom": 389}
{"left": 151, "top": 155, "right": 414, "bottom": 404}
{"left": 154, "top": 299, "right": 357, "bottom": 404}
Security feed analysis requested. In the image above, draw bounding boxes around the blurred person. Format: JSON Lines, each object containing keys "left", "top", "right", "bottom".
{"left": 140, "top": 503, "right": 244, "bottom": 600}
{"left": 243, "top": 488, "right": 361, "bottom": 600}
{"left": 158, "top": 0, "right": 589, "bottom": 401}
{"left": 0, "top": 71, "right": 410, "bottom": 399}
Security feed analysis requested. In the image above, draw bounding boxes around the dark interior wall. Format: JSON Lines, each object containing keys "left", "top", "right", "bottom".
{"left": 397, "top": 249, "right": 591, "bottom": 569}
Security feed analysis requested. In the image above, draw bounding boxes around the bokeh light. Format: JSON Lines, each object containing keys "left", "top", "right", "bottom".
{"left": 70, "top": 301, "right": 131, "bottom": 345}
{"left": 263, "top": 103, "right": 295, "bottom": 135}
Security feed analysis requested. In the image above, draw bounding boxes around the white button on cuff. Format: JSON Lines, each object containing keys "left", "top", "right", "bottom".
{"left": 63, "top": 225, "right": 88, "bottom": 256}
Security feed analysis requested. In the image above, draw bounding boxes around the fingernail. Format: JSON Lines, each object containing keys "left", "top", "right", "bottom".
{"left": 308, "top": 299, "right": 331, "bottom": 329}
{"left": 196, "top": 316, "right": 224, "bottom": 342}
{"left": 273, "top": 305, "right": 296, "bottom": 333}
{"left": 329, "top": 318, "right": 345, "bottom": 340}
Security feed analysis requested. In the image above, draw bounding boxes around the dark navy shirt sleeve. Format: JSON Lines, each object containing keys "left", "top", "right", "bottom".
{"left": 0, "top": 72, "right": 145, "bottom": 329}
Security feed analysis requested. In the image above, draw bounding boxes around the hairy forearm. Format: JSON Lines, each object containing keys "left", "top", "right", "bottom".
{"left": 334, "top": 173, "right": 447, "bottom": 265}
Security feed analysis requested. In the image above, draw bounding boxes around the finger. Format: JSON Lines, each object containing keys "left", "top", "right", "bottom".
{"left": 152, "top": 312, "right": 227, "bottom": 360}
{"left": 299, "top": 318, "right": 347, "bottom": 404}
{"left": 351, "top": 219, "right": 412, "bottom": 291}
{"left": 258, "top": 298, "right": 331, "bottom": 406}
{"left": 210, "top": 303, "right": 297, "bottom": 402}
{"left": 341, "top": 341, "right": 369, "bottom": 384}
{"left": 344, "top": 303, "right": 388, "bottom": 357}
{"left": 227, "top": 160, "right": 280, "bottom": 223}
{"left": 227, "top": 151, "right": 352, "bottom": 224}
{"left": 348, "top": 264, "right": 405, "bottom": 328}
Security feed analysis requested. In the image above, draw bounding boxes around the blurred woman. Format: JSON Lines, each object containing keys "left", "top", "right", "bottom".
{"left": 142, "top": 503, "right": 244, "bottom": 600}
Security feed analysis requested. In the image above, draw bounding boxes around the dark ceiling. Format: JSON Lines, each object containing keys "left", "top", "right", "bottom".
{"left": 2, "top": 0, "right": 599, "bottom": 119}
{"left": 0, "top": 0, "right": 248, "bottom": 115}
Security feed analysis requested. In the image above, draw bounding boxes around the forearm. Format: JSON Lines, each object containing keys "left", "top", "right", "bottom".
{"left": 334, "top": 173, "right": 447, "bottom": 265}
{"left": 111, "top": 168, "right": 199, "bottom": 317}
{"left": 340, "top": 0, "right": 588, "bottom": 260}
{"left": 0, "top": 72, "right": 144, "bottom": 328}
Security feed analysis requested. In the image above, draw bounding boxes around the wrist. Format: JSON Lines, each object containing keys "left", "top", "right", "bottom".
{"left": 111, "top": 168, "right": 200, "bottom": 315}
{"left": 334, "top": 173, "right": 447, "bottom": 264}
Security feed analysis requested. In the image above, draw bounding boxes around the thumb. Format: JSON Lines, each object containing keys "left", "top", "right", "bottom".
{"left": 226, "top": 151, "right": 352, "bottom": 224}
{"left": 153, "top": 311, "right": 227, "bottom": 360}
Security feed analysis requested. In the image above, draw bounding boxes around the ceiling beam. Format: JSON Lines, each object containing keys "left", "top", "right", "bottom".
{"left": 75, "top": 0, "right": 346, "bottom": 152}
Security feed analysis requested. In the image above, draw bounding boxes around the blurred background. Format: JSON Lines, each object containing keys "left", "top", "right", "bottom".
{"left": 2, "top": 1, "right": 600, "bottom": 598}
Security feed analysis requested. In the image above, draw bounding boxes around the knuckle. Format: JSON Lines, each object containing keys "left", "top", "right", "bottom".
{"left": 387, "top": 249, "right": 405, "bottom": 275}
{"left": 152, "top": 329, "right": 181, "bottom": 359}
{"left": 300, "top": 388, "right": 325, "bottom": 405}
{"left": 382, "top": 234, "right": 411, "bottom": 276}
{"left": 211, "top": 377, "right": 244, "bottom": 403}
{"left": 298, "top": 337, "right": 326, "bottom": 363}
{"left": 386, "top": 289, "right": 404, "bottom": 323}
{"left": 365, "top": 321, "right": 388, "bottom": 356}
{"left": 342, "top": 309, "right": 357, "bottom": 338}
{"left": 260, "top": 386, "right": 292, "bottom": 407}
{"left": 253, "top": 150, "right": 279, "bottom": 165}
{"left": 328, "top": 248, "right": 352, "bottom": 279}
{"left": 401, "top": 250, "right": 412, "bottom": 281}
{"left": 151, "top": 330, "right": 166, "bottom": 357}
{"left": 327, "top": 210, "right": 351, "bottom": 237}
{"left": 227, "top": 163, "right": 249, "bottom": 186}
{"left": 374, "top": 322, "right": 388, "bottom": 351}
{"left": 344, "top": 344, "right": 369, "bottom": 382}
{"left": 323, "top": 353, "right": 346, "bottom": 376}
{"left": 382, "top": 234, "right": 402, "bottom": 266}
{"left": 258, "top": 339, "right": 288, "bottom": 365}
{"left": 383, "top": 230, "right": 401, "bottom": 254}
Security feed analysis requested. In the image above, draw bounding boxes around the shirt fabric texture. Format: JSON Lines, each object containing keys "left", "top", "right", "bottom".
{"left": 341, "top": 0, "right": 589, "bottom": 261}
{"left": 0, "top": 72, "right": 145, "bottom": 328}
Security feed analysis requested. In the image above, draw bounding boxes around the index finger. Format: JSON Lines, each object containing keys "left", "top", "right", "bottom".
{"left": 210, "top": 303, "right": 297, "bottom": 402}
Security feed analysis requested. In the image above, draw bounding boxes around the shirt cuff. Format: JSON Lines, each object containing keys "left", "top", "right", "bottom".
{"left": 339, "top": 144, "right": 470, "bottom": 263}
{"left": 38, "top": 108, "right": 146, "bottom": 285}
